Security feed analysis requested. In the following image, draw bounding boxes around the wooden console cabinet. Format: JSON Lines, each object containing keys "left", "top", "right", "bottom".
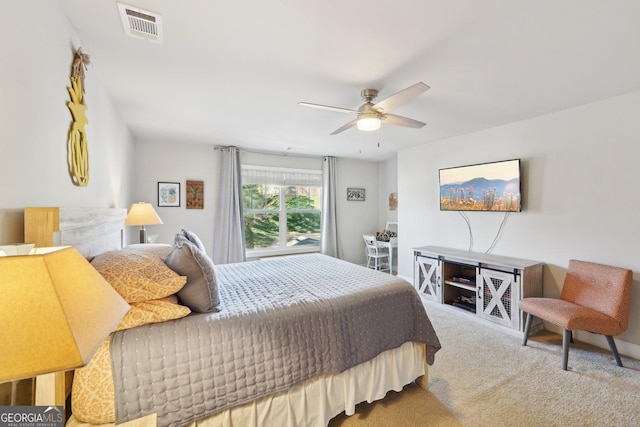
{"left": 413, "top": 246, "right": 544, "bottom": 336}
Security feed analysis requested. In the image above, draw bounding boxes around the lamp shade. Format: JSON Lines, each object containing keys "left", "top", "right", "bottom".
{"left": 125, "top": 202, "right": 163, "bottom": 226}
{"left": 0, "top": 246, "right": 130, "bottom": 382}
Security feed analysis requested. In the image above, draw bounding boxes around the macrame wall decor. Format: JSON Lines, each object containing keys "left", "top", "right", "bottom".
{"left": 67, "top": 48, "right": 91, "bottom": 186}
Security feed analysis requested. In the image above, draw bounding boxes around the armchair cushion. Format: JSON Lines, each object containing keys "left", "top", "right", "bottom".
{"left": 519, "top": 298, "right": 625, "bottom": 336}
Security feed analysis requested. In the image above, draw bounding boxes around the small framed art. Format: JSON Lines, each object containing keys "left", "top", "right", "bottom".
{"left": 389, "top": 192, "right": 398, "bottom": 210}
{"left": 186, "top": 180, "right": 204, "bottom": 209}
{"left": 158, "top": 182, "right": 180, "bottom": 207}
{"left": 347, "top": 188, "right": 365, "bottom": 201}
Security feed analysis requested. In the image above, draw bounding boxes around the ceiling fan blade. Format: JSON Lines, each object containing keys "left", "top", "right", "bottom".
{"left": 330, "top": 119, "right": 358, "bottom": 135}
{"left": 373, "top": 82, "right": 430, "bottom": 113}
{"left": 383, "top": 114, "right": 426, "bottom": 128}
{"left": 298, "top": 102, "right": 358, "bottom": 114}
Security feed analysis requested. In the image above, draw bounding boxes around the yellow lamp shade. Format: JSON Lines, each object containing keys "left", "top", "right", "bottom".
{"left": 0, "top": 246, "right": 130, "bottom": 382}
{"left": 125, "top": 202, "right": 163, "bottom": 244}
{"left": 125, "top": 202, "right": 163, "bottom": 226}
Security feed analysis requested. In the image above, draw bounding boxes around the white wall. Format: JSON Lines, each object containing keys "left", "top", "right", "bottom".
{"left": 398, "top": 90, "right": 640, "bottom": 356}
{"left": 131, "top": 146, "right": 380, "bottom": 264}
{"left": 132, "top": 140, "right": 218, "bottom": 252}
{"left": 0, "top": 2, "right": 134, "bottom": 244}
{"left": 131, "top": 147, "right": 323, "bottom": 254}
{"left": 377, "top": 158, "right": 399, "bottom": 271}
{"left": 335, "top": 158, "right": 380, "bottom": 265}
{"left": 378, "top": 158, "right": 398, "bottom": 229}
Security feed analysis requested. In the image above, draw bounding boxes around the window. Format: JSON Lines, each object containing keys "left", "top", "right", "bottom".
{"left": 242, "top": 166, "right": 322, "bottom": 253}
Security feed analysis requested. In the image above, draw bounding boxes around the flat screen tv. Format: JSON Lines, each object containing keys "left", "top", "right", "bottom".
{"left": 439, "top": 159, "right": 521, "bottom": 212}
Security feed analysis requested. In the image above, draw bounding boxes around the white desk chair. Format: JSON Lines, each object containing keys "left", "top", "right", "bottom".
{"left": 363, "top": 234, "right": 390, "bottom": 272}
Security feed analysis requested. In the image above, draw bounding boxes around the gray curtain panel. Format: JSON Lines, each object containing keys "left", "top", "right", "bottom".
{"left": 320, "top": 156, "right": 340, "bottom": 258}
{"left": 213, "top": 146, "right": 246, "bottom": 264}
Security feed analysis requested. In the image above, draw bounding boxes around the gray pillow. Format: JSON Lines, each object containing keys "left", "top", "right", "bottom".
{"left": 180, "top": 228, "right": 206, "bottom": 252}
{"left": 165, "top": 235, "right": 219, "bottom": 312}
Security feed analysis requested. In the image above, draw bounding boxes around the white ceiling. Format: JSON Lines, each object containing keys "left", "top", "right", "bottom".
{"left": 58, "top": 0, "right": 640, "bottom": 161}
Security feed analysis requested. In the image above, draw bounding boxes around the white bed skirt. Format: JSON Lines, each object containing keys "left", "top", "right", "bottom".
{"left": 67, "top": 341, "right": 426, "bottom": 427}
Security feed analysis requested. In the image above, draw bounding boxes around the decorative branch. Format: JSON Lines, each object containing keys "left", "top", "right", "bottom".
{"left": 71, "top": 48, "right": 91, "bottom": 89}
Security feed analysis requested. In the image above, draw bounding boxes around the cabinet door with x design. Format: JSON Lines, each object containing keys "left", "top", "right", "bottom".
{"left": 414, "top": 255, "right": 441, "bottom": 303}
{"left": 477, "top": 269, "right": 519, "bottom": 329}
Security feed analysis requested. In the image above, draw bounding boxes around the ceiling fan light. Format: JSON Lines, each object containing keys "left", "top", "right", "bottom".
{"left": 357, "top": 114, "right": 381, "bottom": 131}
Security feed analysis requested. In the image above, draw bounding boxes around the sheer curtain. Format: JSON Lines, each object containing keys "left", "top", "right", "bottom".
{"left": 213, "top": 146, "right": 246, "bottom": 264}
{"left": 320, "top": 156, "right": 340, "bottom": 258}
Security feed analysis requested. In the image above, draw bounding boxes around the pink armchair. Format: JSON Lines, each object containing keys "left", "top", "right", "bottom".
{"left": 520, "top": 259, "right": 633, "bottom": 370}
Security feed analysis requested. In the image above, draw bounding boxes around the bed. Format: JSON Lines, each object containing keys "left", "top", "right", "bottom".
{"left": 24, "top": 207, "right": 441, "bottom": 427}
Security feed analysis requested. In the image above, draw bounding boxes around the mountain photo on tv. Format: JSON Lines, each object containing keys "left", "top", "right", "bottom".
{"left": 439, "top": 159, "right": 522, "bottom": 212}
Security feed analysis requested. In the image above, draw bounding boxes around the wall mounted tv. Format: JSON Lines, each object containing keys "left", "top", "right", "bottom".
{"left": 439, "top": 159, "right": 521, "bottom": 212}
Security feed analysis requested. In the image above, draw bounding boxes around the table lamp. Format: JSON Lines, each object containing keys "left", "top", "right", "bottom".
{"left": 125, "top": 202, "right": 163, "bottom": 243}
{"left": 0, "top": 246, "right": 130, "bottom": 404}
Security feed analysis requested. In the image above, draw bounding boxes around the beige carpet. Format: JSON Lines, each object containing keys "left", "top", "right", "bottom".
{"left": 329, "top": 301, "right": 640, "bottom": 427}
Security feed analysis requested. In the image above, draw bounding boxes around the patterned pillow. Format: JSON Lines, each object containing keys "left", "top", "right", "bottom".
{"left": 72, "top": 296, "right": 190, "bottom": 424}
{"left": 115, "top": 295, "right": 191, "bottom": 331}
{"left": 165, "top": 235, "right": 219, "bottom": 313}
{"left": 91, "top": 250, "right": 186, "bottom": 303}
{"left": 71, "top": 338, "right": 114, "bottom": 424}
{"left": 122, "top": 243, "right": 173, "bottom": 260}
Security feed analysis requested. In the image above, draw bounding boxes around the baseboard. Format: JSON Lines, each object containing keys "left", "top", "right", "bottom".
{"left": 544, "top": 324, "right": 640, "bottom": 361}
{"left": 425, "top": 297, "right": 640, "bottom": 360}
{"left": 397, "top": 274, "right": 412, "bottom": 283}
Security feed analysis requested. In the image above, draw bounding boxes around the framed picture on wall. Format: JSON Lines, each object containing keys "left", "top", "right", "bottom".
{"left": 347, "top": 188, "right": 365, "bottom": 201}
{"left": 186, "top": 180, "right": 204, "bottom": 209}
{"left": 158, "top": 182, "right": 180, "bottom": 207}
{"left": 389, "top": 193, "right": 398, "bottom": 210}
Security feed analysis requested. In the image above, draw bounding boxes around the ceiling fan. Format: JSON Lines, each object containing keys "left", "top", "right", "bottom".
{"left": 299, "top": 82, "right": 430, "bottom": 135}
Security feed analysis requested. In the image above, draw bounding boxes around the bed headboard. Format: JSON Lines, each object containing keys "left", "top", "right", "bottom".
{"left": 24, "top": 207, "right": 127, "bottom": 258}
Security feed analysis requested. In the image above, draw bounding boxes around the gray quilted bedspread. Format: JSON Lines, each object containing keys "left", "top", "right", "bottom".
{"left": 110, "top": 254, "right": 440, "bottom": 427}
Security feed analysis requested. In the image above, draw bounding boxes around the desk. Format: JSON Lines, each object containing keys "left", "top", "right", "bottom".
{"left": 377, "top": 237, "right": 398, "bottom": 275}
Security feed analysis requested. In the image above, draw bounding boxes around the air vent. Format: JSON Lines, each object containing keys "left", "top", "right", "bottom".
{"left": 117, "top": 3, "right": 163, "bottom": 43}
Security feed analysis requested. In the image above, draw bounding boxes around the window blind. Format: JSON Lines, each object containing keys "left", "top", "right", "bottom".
{"left": 242, "top": 166, "right": 322, "bottom": 187}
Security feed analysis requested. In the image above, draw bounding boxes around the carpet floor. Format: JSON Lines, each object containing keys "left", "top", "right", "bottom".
{"left": 329, "top": 300, "right": 640, "bottom": 426}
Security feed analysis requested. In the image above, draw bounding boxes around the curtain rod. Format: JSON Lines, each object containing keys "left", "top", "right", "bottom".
{"left": 214, "top": 145, "right": 326, "bottom": 160}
